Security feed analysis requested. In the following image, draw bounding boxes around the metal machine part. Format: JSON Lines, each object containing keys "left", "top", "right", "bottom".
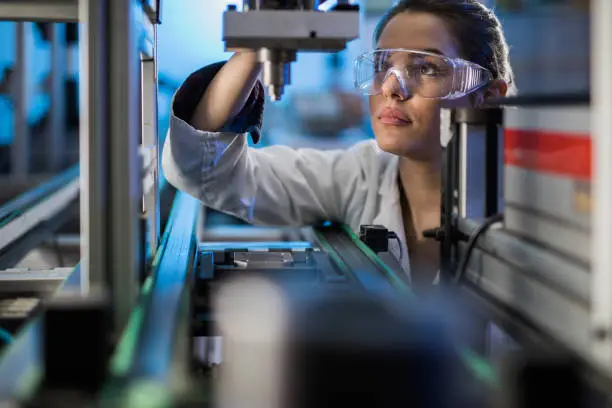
{"left": 0, "top": 268, "right": 72, "bottom": 295}
{"left": 503, "top": 105, "right": 590, "bottom": 264}
{"left": 451, "top": 108, "right": 503, "bottom": 220}
{"left": 223, "top": 0, "right": 359, "bottom": 101}
{"left": 243, "top": 0, "right": 320, "bottom": 10}
{"left": 233, "top": 251, "right": 294, "bottom": 268}
{"left": 441, "top": 100, "right": 612, "bottom": 403}
{"left": 258, "top": 48, "right": 296, "bottom": 101}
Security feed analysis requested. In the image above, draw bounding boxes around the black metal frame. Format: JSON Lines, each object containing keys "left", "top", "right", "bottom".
{"left": 486, "top": 92, "right": 590, "bottom": 107}
{"left": 438, "top": 108, "right": 503, "bottom": 283}
{"left": 440, "top": 122, "right": 458, "bottom": 283}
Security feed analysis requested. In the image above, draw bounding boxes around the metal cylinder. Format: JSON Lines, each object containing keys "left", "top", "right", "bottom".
{"left": 258, "top": 48, "right": 296, "bottom": 101}
{"left": 451, "top": 108, "right": 503, "bottom": 219}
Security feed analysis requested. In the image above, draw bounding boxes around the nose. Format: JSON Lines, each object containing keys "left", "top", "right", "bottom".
{"left": 380, "top": 68, "right": 411, "bottom": 101}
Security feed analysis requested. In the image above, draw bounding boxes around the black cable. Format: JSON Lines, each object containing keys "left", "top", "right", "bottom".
{"left": 454, "top": 213, "right": 503, "bottom": 284}
{"left": 387, "top": 231, "right": 403, "bottom": 261}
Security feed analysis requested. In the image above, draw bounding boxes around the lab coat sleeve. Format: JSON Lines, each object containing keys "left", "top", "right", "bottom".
{"left": 162, "top": 114, "right": 371, "bottom": 226}
{"left": 161, "top": 61, "right": 371, "bottom": 226}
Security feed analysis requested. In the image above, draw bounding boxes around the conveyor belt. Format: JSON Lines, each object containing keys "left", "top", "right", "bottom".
{"left": 312, "top": 223, "right": 410, "bottom": 296}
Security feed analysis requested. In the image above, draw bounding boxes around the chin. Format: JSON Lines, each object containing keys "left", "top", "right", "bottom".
{"left": 374, "top": 131, "right": 422, "bottom": 157}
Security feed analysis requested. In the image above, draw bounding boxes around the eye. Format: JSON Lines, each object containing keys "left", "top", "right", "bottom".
{"left": 419, "top": 62, "right": 442, "bottom": 77}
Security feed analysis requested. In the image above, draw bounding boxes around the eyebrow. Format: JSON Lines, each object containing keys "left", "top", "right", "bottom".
{"left": 423, "top": 47, "right": 445, "bottom": 56}
{"left": 375, "top": 46, "right": 446, "bottom": 56}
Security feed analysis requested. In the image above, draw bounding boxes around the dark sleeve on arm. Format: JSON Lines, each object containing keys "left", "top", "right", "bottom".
{"left": 171, "top": 61, "right": 265, "bottom": 143}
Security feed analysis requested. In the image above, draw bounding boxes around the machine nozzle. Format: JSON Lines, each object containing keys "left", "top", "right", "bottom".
{"left": 267, "top": 85, "right": 284, "bottom": 101}
{"left": 258, "top": 48, "right": 296, "bottom": 102}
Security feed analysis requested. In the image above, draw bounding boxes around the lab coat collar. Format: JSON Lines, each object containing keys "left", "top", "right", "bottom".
{"left": 371, "top": 154, "right": 412, "bottom": 283}
{"left": 378, "top": 153, "right": 441, "bottom": 286}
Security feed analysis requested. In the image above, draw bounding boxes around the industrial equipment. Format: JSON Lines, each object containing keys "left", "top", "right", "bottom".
{"left": 0, "top": 0, "right": 610, "bottom": 407}
{"left": 222, "top": 0, "right": 360, "bottom": 101}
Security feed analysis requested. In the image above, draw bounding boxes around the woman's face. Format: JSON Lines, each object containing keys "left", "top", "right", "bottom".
{"left": 369, "top": 11, "right": 470, "bottom": 161}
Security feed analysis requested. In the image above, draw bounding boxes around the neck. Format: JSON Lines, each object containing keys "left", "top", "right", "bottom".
{"left": 398, "top": 155, "right": 442, "bottom": 210}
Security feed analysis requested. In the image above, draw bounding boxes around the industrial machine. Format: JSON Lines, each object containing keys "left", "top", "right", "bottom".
{"left": 0, "top": 0, "right": 610, "bottom": 407}
{"left": 222, "top": 0, "right": 360, "bottom": 101}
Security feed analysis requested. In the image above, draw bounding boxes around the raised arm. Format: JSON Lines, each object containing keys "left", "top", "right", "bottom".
{"left": 162, "top": 58, "right": 374, "bottom": 227}
{"left": 189, "top": 51, "right": 261, "bottom": 132}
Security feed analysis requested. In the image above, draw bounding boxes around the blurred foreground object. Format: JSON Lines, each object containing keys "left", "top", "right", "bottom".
{"left": 214, "top": 275, "right": 473, "bottom": 408}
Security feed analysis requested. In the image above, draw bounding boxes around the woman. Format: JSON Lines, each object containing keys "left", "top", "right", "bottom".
{"left": 162, "top": 0, "right": 516, "bottom": 288}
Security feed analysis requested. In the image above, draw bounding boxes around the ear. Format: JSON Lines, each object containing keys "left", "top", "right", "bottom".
{"left": 470, "top": 79, "right": 508, "bottom": 107}
{"left": 484, "top": 79, "right": 508, "bottom": 100}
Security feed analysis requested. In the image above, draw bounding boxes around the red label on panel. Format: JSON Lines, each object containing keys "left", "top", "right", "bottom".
{"left": 504, "top": 129, "right": 591, "bottom": 180}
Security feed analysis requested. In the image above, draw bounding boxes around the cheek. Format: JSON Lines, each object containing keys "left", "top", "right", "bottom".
{"left": 411, "top": 97, "right": 442, "bottom": 132}
{"left": 368, "top": 94, "right": 383, "bottom": 117}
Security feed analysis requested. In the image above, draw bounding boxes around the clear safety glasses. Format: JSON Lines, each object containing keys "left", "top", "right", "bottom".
{"left": 354, "top": 48, "right": 493, "bottom": 100}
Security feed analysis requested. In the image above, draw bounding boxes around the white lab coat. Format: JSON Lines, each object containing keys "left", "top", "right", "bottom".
{"left": 161, "top": 112, "right": 415, "bottom": 282}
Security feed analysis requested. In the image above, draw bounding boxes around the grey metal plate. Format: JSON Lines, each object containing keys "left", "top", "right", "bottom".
{"left": 0, "top": 268, "right": 72, "bottom": 295}
{"left": 458, "top": 218, "right": 590, "bottom": 303}
{"left": 463, "top": 245, "right": 591, "bottom": 358}
{"left": 0, "top": 0, "right": 78, "bottom": 22}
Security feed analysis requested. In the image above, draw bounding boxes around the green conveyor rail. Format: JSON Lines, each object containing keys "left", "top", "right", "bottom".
{"left": 108, "top": 189, "right": 182, "bottom": 378}
{"left": 314, "top": 223, "right": 499, "bottom": 390}
{"left": 109, "top": 276, "right": 154, "bottom": 377}
{"left": 101, "top": 191, "right": 197, "bottom": 408}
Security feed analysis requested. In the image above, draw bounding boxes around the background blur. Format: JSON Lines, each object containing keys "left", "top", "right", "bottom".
{"left": 0, "top": 0, "right": 590, "bottom": 229}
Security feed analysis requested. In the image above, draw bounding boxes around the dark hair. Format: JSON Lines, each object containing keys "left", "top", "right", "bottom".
{"left": 374, "top": 0, "right": 516, "bottom": 94}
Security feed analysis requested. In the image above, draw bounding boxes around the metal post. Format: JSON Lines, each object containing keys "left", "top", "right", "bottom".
{"left": 80, "top": 0, "right": 152, "bottom": 333}
{"left": 440, "top": 121, "right": 458, "bottom": 284}
{"left": 12, "top": 22, "right": 29, "bottom": 178}
{"left": 108, "top": 0, "right": 143, "bottom": 331}
{"left": 78, "top": 0, "right": 109, "bottom": 296}
{"left": 452, "top": 108, "right": 503, "bottom": 219}
{"left": 484, "top": 120, "right": 501, "bottom": 217}
{"left": 591, "top": 0, "right": 612, "bottom": 368}
{"left": 141, "top": 25, "right": 159, "bottom": 264}
{"left": 48, "top": 23, "right": 67, "bottom": 172}
{"left": 457, "top": 122, "right": 468, "bottom": 218}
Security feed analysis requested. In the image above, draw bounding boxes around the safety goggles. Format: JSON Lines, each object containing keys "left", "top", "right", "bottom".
{"left": 354, "top": 48, "right": 493, "bottom": 100}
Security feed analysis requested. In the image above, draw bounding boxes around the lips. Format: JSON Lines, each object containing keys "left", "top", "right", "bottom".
{"left": 378, "top": 107, "right": 412, "bottom": 126}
